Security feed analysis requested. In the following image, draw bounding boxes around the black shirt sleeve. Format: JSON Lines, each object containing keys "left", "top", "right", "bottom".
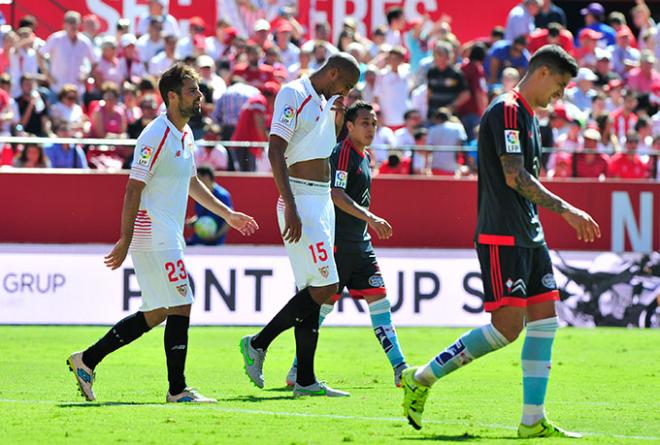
{"left": 488, "top": 102, "right": 524, "bottom": 158}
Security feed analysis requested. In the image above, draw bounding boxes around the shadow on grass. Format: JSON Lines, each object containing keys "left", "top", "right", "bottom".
{"left": 220, "top": 395, "right": 294, "bottom": 403}
{"left": 265, "top": 387, "right": 294, "bottom": 393}
{"left": 400, "top": 432, "right": 482, "bottom": 442}
{"left": 57, "top": 401, "right": 159, "bottom": 408}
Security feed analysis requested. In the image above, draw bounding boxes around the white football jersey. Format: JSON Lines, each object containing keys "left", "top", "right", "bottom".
{"left": 128, "top": 114, "right": 196, "bottom": 251}
{"left": 270, "top": 76, "right": 338, "bottom": 167}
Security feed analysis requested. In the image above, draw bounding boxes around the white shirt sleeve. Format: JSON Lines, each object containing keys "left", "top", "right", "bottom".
{"left": 269, "top": 85, "right": 299, "bottom": 143}
{"left": 129, "top": 126, "right": 164, "bottom": 183}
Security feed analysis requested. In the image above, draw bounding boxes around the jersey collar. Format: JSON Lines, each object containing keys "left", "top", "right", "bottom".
{"left": 345, "top": 137, "right": 366, "bottom": 158}
{"left": 511, "top": 89, "right": 534, "bottom": 116}
{"left": 302, "top": 76, "right": 324, "bottom": 104}
{"left": 161, "top": 112, "right": 185, "bottom": 139}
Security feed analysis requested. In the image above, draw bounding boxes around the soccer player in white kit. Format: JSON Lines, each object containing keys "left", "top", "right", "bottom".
{"left": 240, "top": 54, "right": 360, "bottom": 397}
{"left": 67, "top": 63, "right": 258, "bottom": 403}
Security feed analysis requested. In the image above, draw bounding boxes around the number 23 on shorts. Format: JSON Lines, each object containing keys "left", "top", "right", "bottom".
{"left": 165, "top": 260, "right": 188, "bottom": 282}
{"left": 308, "top": 242, "right": 328, "bottom": 264}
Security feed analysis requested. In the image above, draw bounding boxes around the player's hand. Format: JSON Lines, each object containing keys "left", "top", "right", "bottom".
{"left": 369, "top": 216, "right": 393, "bottom": 240}
{"left": 104, "top": 238, "right": 130, "bottom": 270}
{"left": 227, "top": 211, "right": 259, "bottom": 236}
{"left": 562, "top": 207, "right": 601, "bottom": 243}
{"left": 331, "top": 98, "right": 346, "bottom": 115}
{"left": 282, "top": 205, "right": 302, "bottom": 243}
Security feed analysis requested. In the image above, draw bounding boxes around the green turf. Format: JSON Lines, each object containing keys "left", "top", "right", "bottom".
{"left": 0, "top": 326, "right": 658, "bottom": 444}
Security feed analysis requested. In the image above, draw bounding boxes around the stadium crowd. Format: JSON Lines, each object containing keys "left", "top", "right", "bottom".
{"left": 0, "top": 0, "right": 658, "bottom": 179}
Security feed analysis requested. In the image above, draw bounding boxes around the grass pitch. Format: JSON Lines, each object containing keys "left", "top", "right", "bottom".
{"left": 0, "top": 326, "right": 658, "bottom": 444}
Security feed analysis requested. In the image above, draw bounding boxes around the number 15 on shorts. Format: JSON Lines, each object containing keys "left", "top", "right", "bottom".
{"left": 308, "top": 242, "right": 328, "bottom": 264}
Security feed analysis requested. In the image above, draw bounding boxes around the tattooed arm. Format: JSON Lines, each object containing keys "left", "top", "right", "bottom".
{"left": 500, "top": 154, "right": 602, "bottom": 242}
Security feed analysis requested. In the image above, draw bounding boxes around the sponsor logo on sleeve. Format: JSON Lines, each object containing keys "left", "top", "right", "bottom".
{"left": 505, "top": 130, "right": 521, "bottom": 153}
{"left": 334, "top": 170, "right": 348, "bottom": 188}
{"left": 138, "top": 145, "right": 154, "bottom": 165}
{"left": 280, "top": 105, "right": 295, "bottom": 125}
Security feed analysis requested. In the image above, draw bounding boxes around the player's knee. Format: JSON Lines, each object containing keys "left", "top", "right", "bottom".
{"left": 308, "top": 283, "right": 339, "bottom": 303}
{"left": 492, "top": 319, "right": 524, "bottom": 342}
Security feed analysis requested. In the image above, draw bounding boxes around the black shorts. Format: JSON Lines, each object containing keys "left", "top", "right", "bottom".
{"left": 333, "top": 244, "right": 386, "bottom": 301}
{"left": 476, "top": 243, "right": 559, "bottom": 312}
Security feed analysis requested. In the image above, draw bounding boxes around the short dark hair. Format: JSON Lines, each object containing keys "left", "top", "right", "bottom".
{"left": 547, "top": 22, "right": 562, "bottom": 38}
{"left": 433, "top": 107, "right": 451, "bottom": 122}
{"left": 528, "top": 44, "right": 578, "bottom": 77}
{"left": 491, "top": 26, "right": 505, "bottom": 39}
{"left": 386, "top": 7, "right": 404, "bottom": 25}
{"left": 345, "top": 101, "right": 374, "bottom": 123}
{"left": 197, "top": 165, "right": 215, "bottom": 180}
{"left": 513, "top": 35, "right": 528, "bottom": 47}
{"left": 403, "top": 109, "right": 420, "bottom": 120}
{"left": 635, "top": 116, "right": 651, "bottom": 132}
{"left": 18, "top": 15, "right": 37, "bottom": 29}
{"left": 413, "top": 126, "right": 427, "bottom": 141}
{"left": 469, "top": 42, "right": 487, "bottom": 62}
{"left": 158, "top": 63, "right": 200, "bottom": 107}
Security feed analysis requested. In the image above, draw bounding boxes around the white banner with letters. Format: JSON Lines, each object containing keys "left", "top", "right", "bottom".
{"left": 1, "top": 245, "right": 657, "bottom": 327}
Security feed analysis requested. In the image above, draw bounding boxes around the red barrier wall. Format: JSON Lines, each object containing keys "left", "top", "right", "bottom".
{"left": 1, "top": 172, "right": 658, "bottom": 251}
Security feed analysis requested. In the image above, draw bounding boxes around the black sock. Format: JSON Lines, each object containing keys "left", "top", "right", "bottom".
{"left": 82, "top": 312, "right": 150, "bottom": 369}
{"left": 251, "top": 288, "right": 319, "bottom": 351}
{"left": 295, "top": 306, "right": 320, "bottom": 386}
{"left": 165, "top": 315, "right": 190, "bottom": 395}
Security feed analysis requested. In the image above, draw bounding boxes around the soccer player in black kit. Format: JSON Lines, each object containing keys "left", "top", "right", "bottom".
{"left": 402, "top": 45, "right": 601, "bottom": 438}
{"left": 284, "top": 101, "right": 408, "bottom": 388}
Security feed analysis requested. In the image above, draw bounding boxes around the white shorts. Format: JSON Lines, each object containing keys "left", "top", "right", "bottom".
{"left": 277, "top": 178, "right": 339, "bottom": 290}
{"left": 130, "top": 249, "right": 194, "bottom": 311}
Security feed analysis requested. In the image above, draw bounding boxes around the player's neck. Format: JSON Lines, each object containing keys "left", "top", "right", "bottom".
{"left": 166, "top": 110, "right": 188, "bottom": 132}
{"left": 348, "top": 136, "right": 366, "bottom": 153}
{"left": 309, "top": 72, "right": 325, "bottom": 97}
{"left": 516, "top": 79, "right": 538, "bottom": 109}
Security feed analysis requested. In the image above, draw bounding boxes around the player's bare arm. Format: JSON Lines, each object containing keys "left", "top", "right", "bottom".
{"left": 500, "top": 154, "right": 601, "bottom": 242}
{"left": 332, "top": 97, "right": 346, "bottom": 135}
{"left": 104, "top": 178, "right": 145, "bottom": 270}
{"left": 268, "top": 134, "right": 302, "bottom": 243}
{"left": 331, "top": 188, "right": 392, "bottom": 240}
{"left": 188, "top": 176, "right": 259, "bottom": 236}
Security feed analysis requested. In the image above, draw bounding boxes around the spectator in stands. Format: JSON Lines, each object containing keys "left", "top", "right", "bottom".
{"left": 589, "top": 92, "right": 607, "bottom": 120}
{"left": 39, "top": 11, "right": 96, "bottom": 95}
{"left": 194, "top": 127, "right": 230, "bottom": 172}
{"left": 118, "top": 34, "right": 145, "bottom": 85}
{"left": 635, "top": 116, "right": 654, "bottom": 155}
{"left": 127, "top": 94, "right": 158, "bottom": 139}
{"left": 274, "top": 22, "right": 300, "bottom": 69}
{"left": 394, "top": 109, "right": 423, "bottom": 152}
{"left": 94, "top": 38, "right": 123, "bottom": 87}
{"left": 374, "top": 46, "right": 411, "bottom": 129}
{"left": 301, "top": 21, "right": 338, "bottom": 56}
{"left": 631, "top": 3, "right": 654, "bottom": 51}
{"left": 577, "top": 2, "right": 615, "bottom": 47}
{"left": 611, "top": 91, "right": 639, "bottom": 141}
{"left": 44, "top": 120, "right": 88, "bottom": 168}
{"left": 484, "top": 35, "right": 529, "bottom": 84}
{"left": 212, "top": 76, "right": 259, "bottom": 142}
{"left": 82, "top": 14, "right": 102, "bottom": 49}
{"left": 607, "top": 11, "right": 637, "bottom": 48}
{"left": 122, "top": 82, "right": 141, "bottom": 125}
{"left": 608, "top": 131, "right": 651, "bottom": 179}
{"left": 197, "top": 55, "right": 226, "bottom": 105}
{"left": 186, "top": 166, "right": 232, "bottom": 246}
{"left": 206, "top": 20, "right": 229, "bottom": 62}
{"left": 627, "top": 51, "right": 659, "bottom": 94}
{"left": 535, "top": 0, "right": 567, "bottom": 29}
{"left": 263, "top": 46, "right": 287, "bottom": 75}
{"left": 0, "top": 30, "right": 16, "bottom": 75}
{"left": 410, "top": 81, "right": 428, "bottom": 124}
{"left": 611, "top": 29, "right": 640, "bottom": 77}
{"left": 371, "top": 104, "right": 397, "bottom": 165}
{"left": 501, "top": 67, "right": 521, "bottom": 92}
{"left": 410, "top": 127, "right": 430, "bottom": 175}
{"left": 232, "top": 43, "right": 275, "bottom": 90}
{"left": 565, "top": 67, "right": 597, "bottom": 114}
{"left": 114, "top": 18, "right": 130, "bottom": 46}
{"left": 309, "top": 41, "right": 331, "bottom": 71}
{"left": 380, "top": 128, "right": 424, "bottom": 175}
{"left": 527, "top": 22, "right": 573, "bottom": 54}
{"left": 547, "top": 151, "right": 572, "bottom": 178}
{"left": 574, "top": 127, "right": 609, "bottom": 178}
{"left": 595, "top": 113, "right": 618, "bottom": 153}
{"left": 427, "top": 107, "right": 467, "bottom": 176}
{"left": 13, "top": 141, "right": 50, "bottom": 168}
{"left": 358, "top": 65, "right": 377, "bottom": 104}
{"left": 504, "top": 0, "right": 540, "bottom": 41}
{"left": 252, "top": 19, "right": 273, "bottom": 50}
{"left": 18, "top": 15, "right": 45, "bottom": 52}
{"left": 8, "top": 27, "right": 39, "bottom": 98}
{"left": 14, "top": 75, "right": 50, "bottom": 137}
{"left": 230, "top": 81, "right": 279, "bottom": 171}
{"left": 148, "top": 32, "right": 178, "bottom": 77}
{"left": 177, "top": 16, "right": 207, "bottom": 59}
{"left": 91, "top": 82, "right": 127, "bottom": 139}
{"left": 457, "top": 42, "right": 488, "bottom": 141}
{"left": 0, "top": 74, "right": 15, "bottom": 137}
{"left": 136, "top": 0, "right": 179, "bottom": 38}
{"left": 427, "top": 42, "right": 468, "bottom": 119}
{"left": 50, "top": 84, "right": 88, "bottom": 136}
{"left": 593, "top": 48, "right": 618, "bottom": 88}
{"left": 573, "top": 28, "right": 602, "bottom": 68}
{"left": 384, "top": 7, "right": 406, "bottom": 47}
{"left": 136, "top": 16, "right": 164, "bottom": 63}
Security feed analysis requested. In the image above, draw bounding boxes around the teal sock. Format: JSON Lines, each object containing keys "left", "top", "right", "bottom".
{"left": 521, "top": 316, "right": 558, "bottom": 426}
{"left": 291, "top": 303, "right": 333, "bottom": 368}
{"left": 415, "top": 324, "right": 509, "bottom": 386}
{"left": 368, "top": 298, "right": 406, "bottom": 368}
